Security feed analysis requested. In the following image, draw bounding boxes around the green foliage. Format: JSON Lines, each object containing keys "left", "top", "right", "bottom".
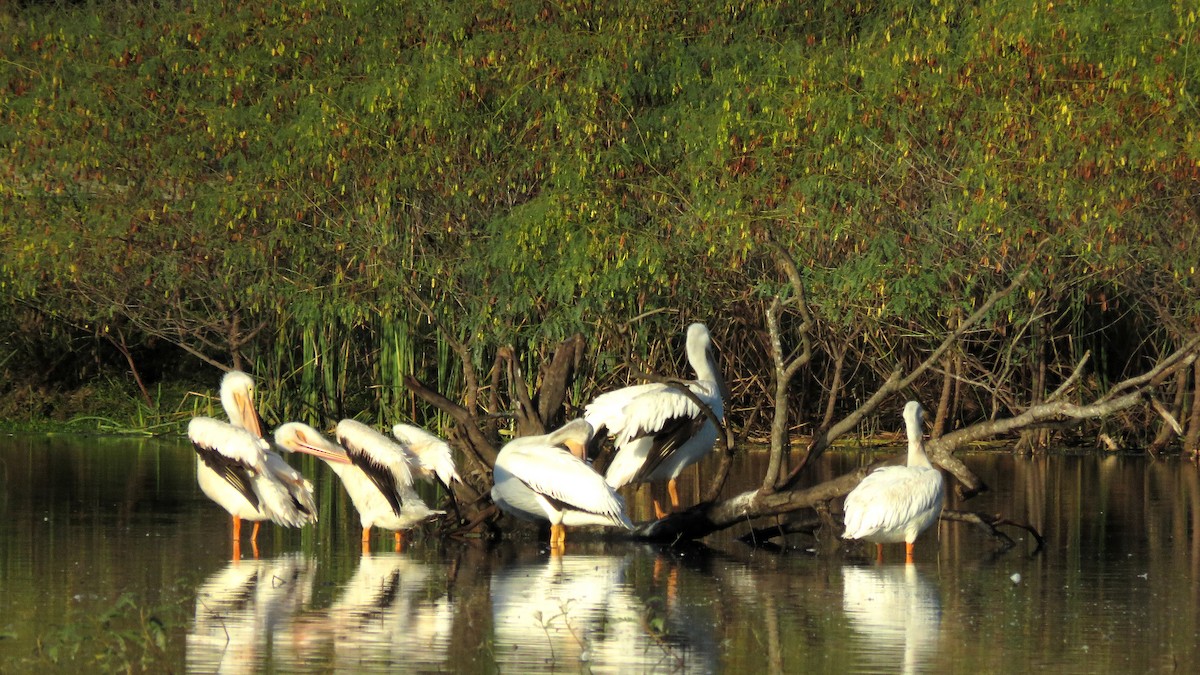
{"left": 19, "top": 591, "right": 179, "bottom": 671}
{"left": 1, "top": 0, "right": 1196, "bottom": 429}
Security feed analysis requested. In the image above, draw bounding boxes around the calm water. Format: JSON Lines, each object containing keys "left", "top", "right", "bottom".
{"left": 1, "top": 433, "right": 1197, "bottom": 673}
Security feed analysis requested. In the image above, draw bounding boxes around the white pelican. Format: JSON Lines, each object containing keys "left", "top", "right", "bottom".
{"left": 584, "top": 322, "right": 725, "bottom": 517}
{"left": 322, "top": 553, "right": 455, "bottom": 670}
{"left": 219, "top": 370, "right": 319, "bottom": 522}
{"left": 188, "top": 417, "right": 315, "bottom": 554}
{"left": 491, "top": 419, "right": 633, "bottom": 551}
{"left": 272, "top": 420, "right": 443, "bottom": 552}
{"left": 391, "top": 423, "right": 462, "bottom": 487}
{"left": 842, "top": 401, "right": 945, "bottom": 563}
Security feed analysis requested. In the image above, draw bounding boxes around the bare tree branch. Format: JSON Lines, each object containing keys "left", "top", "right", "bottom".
{"left": 782, "top": 269, "right": 1029, "bottom": 487}
{"left": 634, "top": 329, "right": 1200, "bottom": 543}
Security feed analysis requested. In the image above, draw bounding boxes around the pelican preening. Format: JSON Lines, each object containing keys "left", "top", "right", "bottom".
{"left": 220, "top": 370, "right": 266, "bottom": 439}
{"left": 842, "top": 401, "right": 946, "bottom": 563}
{"left": 585, "top": 322, "right": 726, "bottom": 518}
{"left": 391, "top": 423, "right": 463, "bottom": 487}
{"left": 274, "top": 420, "right": 445, "bottom": 552}
{"left": 491, "top": 419, "right": 634, "bottom": 551}
{"left": 189, "top": 417, "right": 315, "bottom": 537}
{"left": 189, "top": 372, "right": 317, "bottom": 554}
{"left": 219, "top": 371, "right": 319, "bottom": 523}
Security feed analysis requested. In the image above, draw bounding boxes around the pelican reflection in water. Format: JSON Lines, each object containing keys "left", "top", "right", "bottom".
{"left": 490, "top": 551, "right": 708, "bottom": 672}
{"left": 318, "top": 553, "right": 455, "bottom": 671}
{"left": 841, "top": 564, "right": 942, "bottom": 675}
{"left": 186, "top": 554, "right": 316, "bottom": 674}
{"left": 491, "top": 553, "right": 628, "bottom": 669}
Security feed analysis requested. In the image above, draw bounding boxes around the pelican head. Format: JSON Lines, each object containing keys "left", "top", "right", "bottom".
{"left": 544, "top": 418, "right": 594, "bottom": 461}
{"left": 902, "top": 401, "right": 933, "bottom": 469}
{"left": 274, "top": 422, "right": 353, "bottom": 465}
{"left": 903, "top": 402, "right": 926, "bottom": 440}
{"left": 220, "top": 370, "right": 265, "bottom": 440}
{"left": 686, "top": 322, "right": 728, "bottom": 402}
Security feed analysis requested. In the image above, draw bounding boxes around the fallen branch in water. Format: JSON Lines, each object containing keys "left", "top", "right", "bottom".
{"left": 939, "top": 508, "right": 1046, "bottom": 553}
{"left": 635, "top": 335, "right": 1200, "bottom": 544}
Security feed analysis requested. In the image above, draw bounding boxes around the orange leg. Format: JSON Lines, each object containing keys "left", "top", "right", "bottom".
{"left": 653, "top": 497, "right": 667, "bottom": 520}
{"left": 550, "top": 523, "right": 566, "bottom": 552}
{"left": 667, "top": 479, "right": 681, "bottom": 509}
{"left": 361, "top": 527, "right": 372, "bottom": 555}
{"left": 231, "top": 539, "right": 242, "bottom": 562}
{"left": 249, "top": 522, "right": 262, "bottom": 558}
{"left": 905, "top": 542, "right": 915, "bottom": 564}
{"left": 394, "top": 531, "right": 404, "bottom": 552}
{"left": 652, "top": 555, "right": 678, "bottom": 603}
{"left": 876, "top": 543, "right": 885, "bottom": 564}
{"left": 232, "top": 515, "right": 242, "bottom": 541}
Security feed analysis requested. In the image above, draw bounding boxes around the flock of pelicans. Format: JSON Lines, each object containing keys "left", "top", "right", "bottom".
{"left": 188, "top": 322, "right": 945, "bottom": 561}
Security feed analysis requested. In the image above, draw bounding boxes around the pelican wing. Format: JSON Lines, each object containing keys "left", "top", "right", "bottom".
{"left": 264, "top": 451, "right": 317, "bottom": 522}
{"left": 392, "top": 423, "right": 461, "bottom": 486}
{"left": 336, "top": 422, "right": 416, "bottom": 518}
{"left": 631, "top": 413, "right": 707, "bottom": 484}
{"left": 593, "top": 381, "right": 720, "bottom": 489}
{"left": 506, "top": 441, "right": 631, "bottom": 527}
{"left": 192, "top": 440, "right": 260, "bottom": 510}
{"left": 188, "top": 417, "right": 265, "bottom": 509}
{"left": 347, "top": 446, "right": 405, "bottom": 516}
{"left": 583, "top": 383, "right": 663, "bottom": 435}
{"left": 842, "top": 466, "right": 945, "bottom": 540}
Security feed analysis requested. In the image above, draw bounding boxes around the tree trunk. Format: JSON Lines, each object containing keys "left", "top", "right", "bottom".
{"left": 1186, "top": 360, "right": 1200, "bottom": 455}
{"left": 933, "top": 351, "right": 954, "bottom": 439}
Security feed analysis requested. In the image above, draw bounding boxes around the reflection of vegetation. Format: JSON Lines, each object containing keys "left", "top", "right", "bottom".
{"left": 25, "top": 593, "right": 181, "bottom": 671}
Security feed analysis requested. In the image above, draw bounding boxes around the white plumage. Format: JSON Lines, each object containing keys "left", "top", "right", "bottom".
{"left": 842, "top": 401, "right": 945, "bottom": 563}
{"left": 186, "top": 554, "right": 316, "bottom": 672}
{"left": 391, "top": 423, "right": 462, "bottom": 487}
{"left": 217, "top": 371, "right": 318, "bottom": 522}
{"left": 491, "top": 419, "right": 633, "bottom": 550}
{"left": 585, "top": 322, "right": 725, "bottom": 516}
{"left": 189, "top": 417, "right": 312, "bottom": 535}
{"left": 189, "top": 371, "right": 317, "bottom": 551}
{"left": 273, "top": 420, "right": 442, "bottom": 551}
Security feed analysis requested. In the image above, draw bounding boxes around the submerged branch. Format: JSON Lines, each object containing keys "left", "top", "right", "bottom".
{"left": 939, "top": 508, "right": 1046, "bottom": 552}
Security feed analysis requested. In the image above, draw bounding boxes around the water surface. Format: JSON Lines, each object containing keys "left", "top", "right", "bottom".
{"left": 0, "top": 433, "right": 1197, "bottom": 673}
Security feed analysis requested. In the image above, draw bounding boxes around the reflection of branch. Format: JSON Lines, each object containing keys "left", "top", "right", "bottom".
{"left": 939, "top": 509, "right": 1045, "bottom": 552}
